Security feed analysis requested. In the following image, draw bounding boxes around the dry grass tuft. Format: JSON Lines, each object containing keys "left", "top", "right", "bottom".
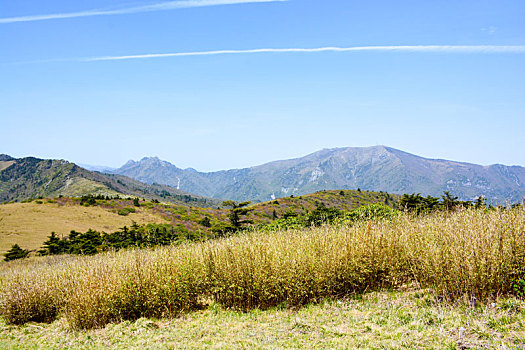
{"left": 1, "top": 208, "right": 524, "bottom": 329}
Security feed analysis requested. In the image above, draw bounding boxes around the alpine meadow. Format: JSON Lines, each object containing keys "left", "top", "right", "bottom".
{"left": 1, "top": 0, "right": 525, "bottom": 349}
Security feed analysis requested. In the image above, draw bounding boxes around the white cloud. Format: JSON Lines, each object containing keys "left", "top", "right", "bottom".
{"left": 0, "top": 0, "right": 287, "bottom": 24}
{"left": 82, "top": 45, "right": 525, "bottom": 62}
{"left": 481, "top": 26, "right": 498, "bottom": 35}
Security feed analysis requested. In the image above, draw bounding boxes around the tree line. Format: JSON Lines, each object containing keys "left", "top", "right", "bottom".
{"left": 3, "top": 223, "right": 203, "bottom": 261}
{"left": 36, "top": 222, "right": 203, "bottom": 257}
{"left": 397, "top": 191, "right": 489, "bottom": 214}
{"left": 4, "top": 192, "right": 523, "bottom": 261}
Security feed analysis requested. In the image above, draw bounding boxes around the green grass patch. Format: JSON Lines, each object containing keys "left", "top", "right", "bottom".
{"left": 0, "top": 290, "right": 523, "bottom": 349}
{"left": 116, "top": 207, "right": 135, "bottom": 216}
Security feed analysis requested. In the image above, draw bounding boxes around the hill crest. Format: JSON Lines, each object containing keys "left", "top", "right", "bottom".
{"left": 0, "top": 155, "right": 220, "bottom": 207}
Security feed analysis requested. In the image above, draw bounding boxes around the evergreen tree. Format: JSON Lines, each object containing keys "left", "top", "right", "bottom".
{"left": 423, "top": 195, "right": 440, "bottom": 212}
{"left": 73, "top": 229, "right": 102, "bottom": 255}
{"left": 38, "top": 232, "right": 62, "bottom": 255}
{"left": 399, "top": 193, "right": 440, "bottom": 214}
{"left": 3, "top": 244, "right": 29, "bottom": 261}
{"left": 199, "top": 216, "right": 212, "bottom": 227}
{"left": 399, "top": 193, "right": 425, "bottom": 213}
{"left": 475, "top": 196, "right": 486, "bottom": 209}
{"left": 306, "top": 204, "right": 344, "bottom": 226}
{"left": 442, "top": 191, "right": 459, "bottom": 211}
{"left": 222, "top": 200, "right": 254, "bottom": 231}
{"left": 211, "top": 222, "right": 236, "bottom": 237}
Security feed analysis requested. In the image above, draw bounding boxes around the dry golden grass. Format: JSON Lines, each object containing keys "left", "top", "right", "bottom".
{"left": 0, "top": 208, "right": 524, "bottom": 330}
{"left": 0, "top": 161, "right": 15, "bottom": 172}
{"left": 0, "top": 202, "right": 165, "bottom": 254}
{"left": 58, "top": 177, "right": 122, "bottom": 198}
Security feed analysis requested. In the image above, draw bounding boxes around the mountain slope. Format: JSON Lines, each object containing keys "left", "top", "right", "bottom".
{"left": 112, "top": 147, "right": 525, "bottom": 204}
{"left": 0, "top": 188, "right": 395, "bottom": 254}
{"left": 0, "top": 155, "right": 220, "bottom": 207}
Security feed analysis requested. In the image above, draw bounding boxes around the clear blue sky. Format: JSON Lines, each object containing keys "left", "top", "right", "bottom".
{"left": 1, "top": 0, "right": 524, "bottom": 171}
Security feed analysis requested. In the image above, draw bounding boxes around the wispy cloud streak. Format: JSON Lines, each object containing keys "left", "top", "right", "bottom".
{"left": 0, "top": 0, "right": 286, "bottom": 24}
{"left": 83, "top": 45, "right": 525, "bottom": 61}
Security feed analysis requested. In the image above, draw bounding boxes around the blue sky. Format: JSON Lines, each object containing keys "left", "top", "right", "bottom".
{"left": 1, "top": 0, "right": 524, "bottom": 171}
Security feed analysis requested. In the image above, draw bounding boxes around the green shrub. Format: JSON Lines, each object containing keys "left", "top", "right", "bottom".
{"left": 198, "top": 216, "right": 212, "bottom": 228}
{"left": 345, "top": 203, "right": 399, "bottom": 221}
{"left": 514, "top": 279, "right": 525, "bottom": 298}
{"left": 258, "top": 215, "right": 306, "bottom": 231}
{"left": 306, "top": 205, "right": 344, "bottom": 226}
{"left": 210, "top": 222, "right": 235, "bottom": 237}
{"left": 117, "top": 207, "right": 136, "bottom": 216}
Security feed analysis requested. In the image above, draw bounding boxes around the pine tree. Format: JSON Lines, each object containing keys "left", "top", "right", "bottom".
{"left": 399, "top": 193, "right": 424, "bottom": 212}
{"left": 442, "top": 191, "right": 459, "bottom": 211}
{"left": 38, "top": 232, "right": 62, "bottom": 255}
{"left": 222, "top": 200, "right": 253, "bottom": 231}
{"left": 475, "top": 196, "right": 486, "bottom": 209}
{"left": 3, "top": 244, "right": 29, "bottom": 261}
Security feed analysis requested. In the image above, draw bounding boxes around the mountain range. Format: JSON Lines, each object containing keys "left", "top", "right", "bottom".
{"left": 3, "top": 146, "right": 524, "bottom": 205}
{"left": 0, "top": 155, "right": 220, "bottom": 207}
{"left": 110, "top": 146, "right": 525, "bottom": 204}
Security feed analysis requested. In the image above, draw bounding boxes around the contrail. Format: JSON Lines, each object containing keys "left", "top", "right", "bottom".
{"left": 0, "top": 0, "right": 287, "bottom": 24}
{"left": 83, "top": 45, "right": 525, "bottom": 61}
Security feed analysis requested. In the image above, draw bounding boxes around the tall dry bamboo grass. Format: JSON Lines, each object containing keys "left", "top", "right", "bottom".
{"left": 1, "top": 208, "right": 524, "bottom": 329}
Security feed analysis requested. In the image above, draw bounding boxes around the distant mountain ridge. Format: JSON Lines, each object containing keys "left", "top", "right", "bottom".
{"left": 111, "top": 146, "right": 525, "bottom": 204}
{"left": 0, "top": 155, "right": 220, "bottom": 207}
{"left": 78, "top": 163, "right": 116, "bottom": 173}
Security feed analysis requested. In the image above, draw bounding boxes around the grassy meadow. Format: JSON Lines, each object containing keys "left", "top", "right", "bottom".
{"left": 1, "top": 207, "right": 524, "bottom": 346}
{"left": 0, "top": 189, "right": 395, "bottom": 255}
{"left": 0, "top": 201, "right": 164, "bottom": 254}
{"left": 1, "top": 289, "right": 523, "bottom": 349}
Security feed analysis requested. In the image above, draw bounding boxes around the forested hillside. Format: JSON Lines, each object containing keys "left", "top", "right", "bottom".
{"left": 0, "top": 155, "right": 220, "bottom": 207}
